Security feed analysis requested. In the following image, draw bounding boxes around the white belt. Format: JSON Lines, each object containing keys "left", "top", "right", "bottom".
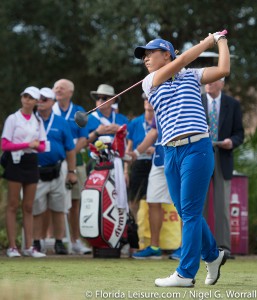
{"left": 166, "top": 133, "right": 209, "bottom": 147}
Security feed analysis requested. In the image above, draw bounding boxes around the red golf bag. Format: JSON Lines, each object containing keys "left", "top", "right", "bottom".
{"left": 79, "top": 125, "right": 129, "bottom": 258}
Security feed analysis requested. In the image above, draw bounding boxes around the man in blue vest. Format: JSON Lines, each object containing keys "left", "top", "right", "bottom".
{"left": 33, "top": 87, "right": 77, "bottom": 254}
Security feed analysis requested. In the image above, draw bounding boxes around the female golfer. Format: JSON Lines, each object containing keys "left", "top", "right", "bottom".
{"left": 134, "top": 31, "right": 229, "bottom": 287}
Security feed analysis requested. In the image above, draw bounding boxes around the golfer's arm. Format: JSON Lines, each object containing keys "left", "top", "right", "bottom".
{"left": 153, "top": 37, "right": 213, "bottom": 87}
{"left": 201, "top": 39, "right": 230, "bottom": 84}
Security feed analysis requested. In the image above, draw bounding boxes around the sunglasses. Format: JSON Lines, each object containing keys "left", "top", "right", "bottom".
{"left": 40, "top": 96, "right": 51, "bottom": 102}
{"left": 97, "top": 95, "right": 112, "bottom": 101}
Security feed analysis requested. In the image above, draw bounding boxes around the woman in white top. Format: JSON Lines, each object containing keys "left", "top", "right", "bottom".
{"left": 134, "top": 31, "right": 230, "bottom": 287}
{"left": 1, "top": 86, "right": 46, "bottom": 258}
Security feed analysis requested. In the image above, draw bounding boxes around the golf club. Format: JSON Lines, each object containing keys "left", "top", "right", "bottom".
{"left": 75, "top": 79, "right": 143, "bottom": 127}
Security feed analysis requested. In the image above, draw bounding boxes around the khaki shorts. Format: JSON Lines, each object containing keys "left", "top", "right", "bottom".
{"left": 33, "top": 161, "right": 69, "bottom": 215}
{"left": 146, "top": 164, "right": 173, "bottom": 204}
{"left": 71, "top": 164, "right": 87, "bottom": 200}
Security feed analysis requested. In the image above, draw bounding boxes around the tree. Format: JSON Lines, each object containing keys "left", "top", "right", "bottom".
{"left": 0, "top": 0, "right": 256, "bottom": 129}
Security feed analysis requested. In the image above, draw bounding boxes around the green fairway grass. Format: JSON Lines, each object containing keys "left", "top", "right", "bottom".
{"left": 0, "top": 255, "right": 257, "bottom": 300}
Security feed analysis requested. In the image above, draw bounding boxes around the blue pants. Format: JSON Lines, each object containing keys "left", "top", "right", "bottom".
{"left": 164, "top": 138, "right": 219, "bottom": 279}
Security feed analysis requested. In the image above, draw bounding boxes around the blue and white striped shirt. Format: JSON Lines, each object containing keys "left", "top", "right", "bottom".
{"left": 143, "top": 68, "right": 208, "bottom": 146}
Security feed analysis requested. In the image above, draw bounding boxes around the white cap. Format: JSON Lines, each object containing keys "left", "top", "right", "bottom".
{"left": 20, "top": 86, "right": 40, "bottom": 100}
{"left": 40, "top": 87, "right": 55, "bottom": 100}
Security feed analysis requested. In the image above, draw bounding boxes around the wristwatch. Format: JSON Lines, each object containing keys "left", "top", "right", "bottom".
{"left": 94, "top": 130, "right": 100, "bottom": 137}
{"left": 68, "top": 170, "right": 77, "bottom": 174}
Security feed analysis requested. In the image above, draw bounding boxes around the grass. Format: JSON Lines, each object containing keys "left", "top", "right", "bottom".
{"left": 0, "top": 255, "right": 256, "bottom": 300}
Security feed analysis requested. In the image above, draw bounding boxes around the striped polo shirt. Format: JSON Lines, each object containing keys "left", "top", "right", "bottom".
{"left": 142, "top": 68, "right": 208, "bottom": 146}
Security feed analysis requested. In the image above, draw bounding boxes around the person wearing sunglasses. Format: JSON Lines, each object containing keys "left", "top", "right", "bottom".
{"left": 86, "top": 84, "right": 129, "bottom": 144}
{"left": 32, "top": 87, "right": 77, "bottom": 255}
{"left": 1, "top": 86, "right": 46, "bottom": 258}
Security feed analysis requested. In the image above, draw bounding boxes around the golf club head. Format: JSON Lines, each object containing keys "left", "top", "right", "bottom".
{"left": 75, "top": 111, "right": 88, "bottom": 127}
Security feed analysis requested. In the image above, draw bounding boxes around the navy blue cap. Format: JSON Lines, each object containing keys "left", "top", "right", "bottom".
{"left": 134, "top": 38, "right": 176, "bottom": 60}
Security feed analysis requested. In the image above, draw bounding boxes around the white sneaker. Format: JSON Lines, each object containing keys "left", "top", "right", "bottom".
{"left": 6, "top": 247, "right": 21, "bottom": 258}
{"left": 23, "top": 246, "right": 46, "bottom": 258}
{"left": 72, "top": 239, "right": 92, "bottom": 254}
{"left": 155, "top": 271, "right": 195, "bottom": 287}
{"left": 205, "top": 250, "right": 227, "bottom": 285}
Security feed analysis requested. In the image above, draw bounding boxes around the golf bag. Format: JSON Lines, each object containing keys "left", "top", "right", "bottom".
{"left": 79, "top": 125, "right": 129, "bottom": 257}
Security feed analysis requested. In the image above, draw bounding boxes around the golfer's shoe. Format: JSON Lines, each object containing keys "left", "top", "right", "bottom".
{"left": 155, "top": 271, "right": 195, "bottom": 287}
{"left": 132, "top": 246, "right": 162, "bottom": 259}
{"left": 205, "top": 249, "right": 227, "bottom": 285}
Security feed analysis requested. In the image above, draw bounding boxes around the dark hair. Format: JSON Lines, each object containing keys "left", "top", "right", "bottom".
{"left": 33, "top": 105, "right": 41, "bottom": 123}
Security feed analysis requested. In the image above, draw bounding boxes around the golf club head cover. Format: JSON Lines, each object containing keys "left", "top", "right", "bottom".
{"left": 89, "top": 143, "right": 100, "bottom": 159}
{"left": 111, "top": 124, "right": 127, "bottom": 158}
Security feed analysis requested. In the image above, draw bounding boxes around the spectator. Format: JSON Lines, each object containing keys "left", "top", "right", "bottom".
{"left": 128, "top": 117, "right": 180, "bottom": 259}
{"left": 85, "top": 84, "right": 129, "bottom": 175}
{"left": 53, "top": 79, "right": 91, "bottom": 254}
{"left": 86, "top": 84, "right": 129, "bottom": 144}
{"left": 124, "top": 93, "right": 154, "bottom": 220}
{"left": 202, "top": 79, "right": 244, "bottom": 258}
{"left": 134, "top": 30, "right": 229, "bottom": 287}
{"left": 1, "top": 86, "right": 46, "bottom": 258}
{"left": 33, "top": 88, "right": 77, "bottom": 255}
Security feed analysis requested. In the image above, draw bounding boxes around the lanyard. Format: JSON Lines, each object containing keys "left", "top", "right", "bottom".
{"left": 52, "top": 102, "right": 73, "bottom": 120}
{"left": 64, "top": 103, "right": 73, "bottom": 120}
{"left": 37, "top": 112, "right": 55, "bottom": 135}
{"left": 45, "top": 112, "right": 54, "bottom": 135}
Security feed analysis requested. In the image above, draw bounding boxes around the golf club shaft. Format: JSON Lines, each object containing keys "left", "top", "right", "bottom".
{"left": 86, "top": 79, "right": 144, "bottom": 115}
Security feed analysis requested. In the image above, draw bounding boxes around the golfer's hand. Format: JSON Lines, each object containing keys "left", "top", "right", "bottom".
{"left": 213, "top": 29, "right": 228, "bottom": 44}
{"left": 202, "top": 34, "right": 215, "bottom": 48}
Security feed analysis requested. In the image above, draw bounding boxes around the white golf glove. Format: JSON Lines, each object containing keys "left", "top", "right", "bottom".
{"left": 212, "top": 29, "right": 228, "bottom": 44}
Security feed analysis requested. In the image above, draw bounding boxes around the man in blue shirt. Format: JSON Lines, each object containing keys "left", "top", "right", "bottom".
{"left": 85, "top": 84, "right": 129, "bottom": 174}
{"left": 85, "top": 84, "right": 129, "bottom": 143}
{"left": 53, "top": 79, "right": 91, "bottom": 254}
{"left": 33, "top": 87, "right": 77, "bottom": 255}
